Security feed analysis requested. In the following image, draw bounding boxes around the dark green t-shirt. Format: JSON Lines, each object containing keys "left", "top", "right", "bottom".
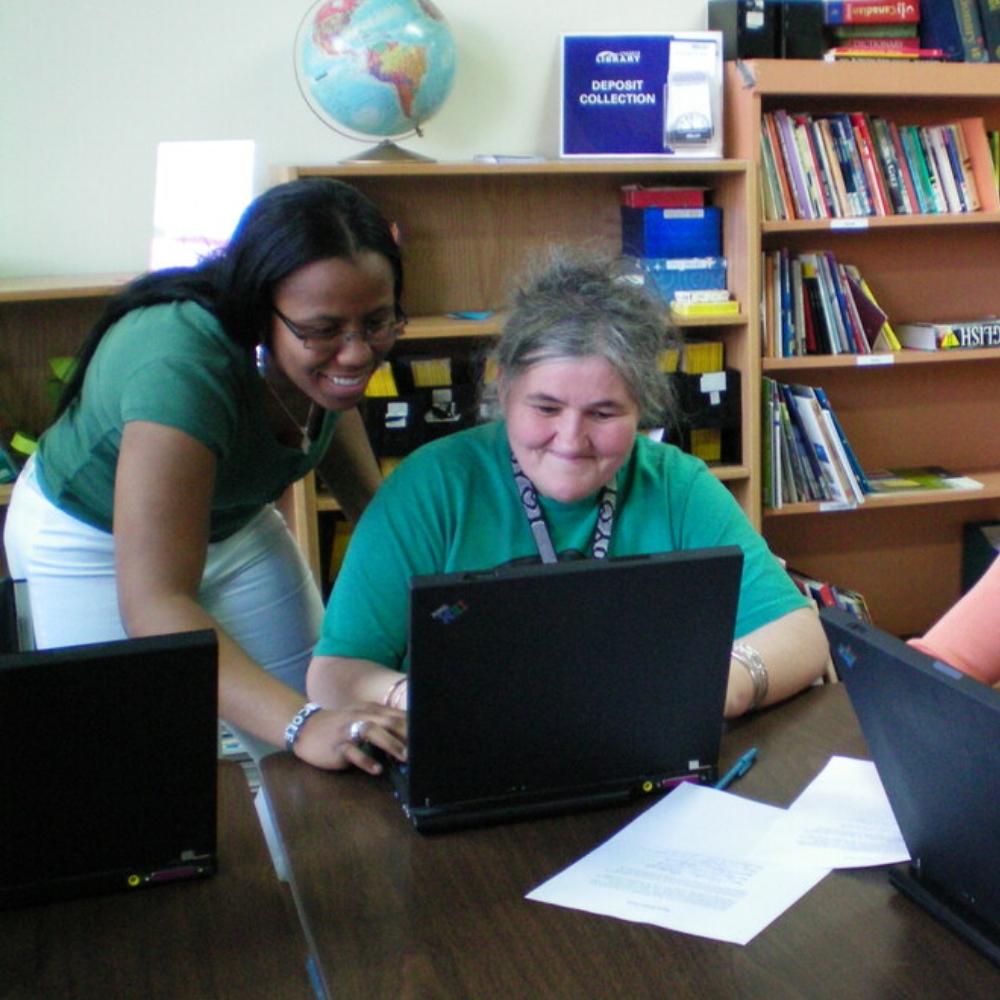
{"left": 36, "top": 301, "right": 336, "bottom": 541}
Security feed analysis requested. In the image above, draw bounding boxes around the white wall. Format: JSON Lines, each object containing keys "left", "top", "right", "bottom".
{"left": 0, "top": 0, "right": 707, "bottom": 278}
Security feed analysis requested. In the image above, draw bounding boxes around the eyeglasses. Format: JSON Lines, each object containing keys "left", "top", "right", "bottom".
{"left": 273, "top": 306, "right": 406, "bottom": 350}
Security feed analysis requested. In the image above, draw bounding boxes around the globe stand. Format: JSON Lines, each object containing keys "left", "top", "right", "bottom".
{"left": 342, "top": 139, "right": 436, "bottom": 164}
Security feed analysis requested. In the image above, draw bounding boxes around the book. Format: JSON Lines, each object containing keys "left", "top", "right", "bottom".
{"left": 620, "top": 185, "right": 707, "bottom": 208}
{"left": 772, "top": 109, "right": 815, "bottom": 219}
{"left": 786, "top": 384, "right": 860, "bottom": 506}
{"left": 850, "top": 112, "right": 893, "bottom": 215}
{"left": 788, "top": 568, "right": 873, "bottom": 625}
{"left": 978, "top": 0, "right": 1000, "bottom": 59}
{"left": 868, "top": 115, "right": 913, "bottom": 213}
{"left": 829, "top": 21, "right": 920, "bottom": 36}
{"left": 823, "top": 47, "right": 947, "bottom": 59}
{"left": 671, "top": 299, "right": 739, "bottom": 318}
{"left": 895, "top": 318, "right": 1000, "bottom": 348}
{"left": 841, "top": 264, "right": 902, "bottom": 350}
{"left": 865, "top": 465, "right": 985, "bottom": 492}
{"left": 957, "top": 117, "right": 1000, "bottom": 210}
{"left": 824, "top": 0, "right": 920, "bottom": 23}
{"left": 830, "top": 35, "right": 922, "bottom": 51}
{"left": 920, "top": 0, "right": 990, "bottom": 61}
{"left": 673, "top": 288, "right": 732, "bottom": 303}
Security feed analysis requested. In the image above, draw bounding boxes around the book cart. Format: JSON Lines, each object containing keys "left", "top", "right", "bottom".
{"left": 726, "top": 58, "right": 1000, "bottom": 636}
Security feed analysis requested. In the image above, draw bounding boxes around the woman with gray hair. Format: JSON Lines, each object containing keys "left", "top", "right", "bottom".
{"left": 305, "top": 249, "right": 829, "bottom": 773}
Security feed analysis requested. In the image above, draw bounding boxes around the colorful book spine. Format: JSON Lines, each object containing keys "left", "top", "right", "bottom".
{"left": 620, "top": 185, "right": 706, "bottom": 208}
{"left": 896, "top": 319, "right": 1000, "bottom": 348}
{"left": 977, "top": 0, "right": 1000, "bottom": 60}
{"left": 957, "top": 117, "right": 1000, "bottom": 210}
{"left": 825, "top": 0, "right": 920, "bottom": 22}
{"left": 920, "top": 0, "right": 990, "bottom": 60}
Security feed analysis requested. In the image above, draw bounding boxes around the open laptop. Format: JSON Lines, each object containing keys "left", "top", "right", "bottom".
{"left": 0, "top": 629, "right": 219, "bottom": 908}
{"left": 387, "top": 547, "right": 744, "bottom": 833}
{"left": 822, "top": 606, "right": 1000, "bottom": 967}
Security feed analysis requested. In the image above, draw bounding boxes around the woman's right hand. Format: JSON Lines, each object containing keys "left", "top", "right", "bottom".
{"left": 292, "top": 703, "right": 407, "bottom": 773}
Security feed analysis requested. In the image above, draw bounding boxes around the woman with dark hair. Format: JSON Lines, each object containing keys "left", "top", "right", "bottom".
{"left": 3, "top": 177, "right": 407, "bottom": 770}
{"left": 307, "top": 249, "right": 829, "bottom": 767}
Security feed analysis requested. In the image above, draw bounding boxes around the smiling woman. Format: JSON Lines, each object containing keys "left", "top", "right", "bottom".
{"left": 306, "top": 248, "right": 831, "bottom": 763}
{"left": 2, "top": 177, "right": 409, "bottom": 773}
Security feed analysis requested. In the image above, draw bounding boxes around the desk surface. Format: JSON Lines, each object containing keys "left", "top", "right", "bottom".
{"left": 262, "top": 684, "right": 1000, "bottom": 1000}
{"left": 1, "top": 762, "right": 314, "bottom": 1000}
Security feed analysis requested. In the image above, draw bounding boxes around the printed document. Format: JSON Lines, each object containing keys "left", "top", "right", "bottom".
{"left": 526, "top": 781, "right": 829, "bottom": 945}
{"left": 751, "top": 755, "right": 909, "bottom": 869}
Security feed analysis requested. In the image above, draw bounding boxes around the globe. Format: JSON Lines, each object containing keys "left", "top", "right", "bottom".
{"left": 295, "top": 0, "right": 458, "bottom": 161}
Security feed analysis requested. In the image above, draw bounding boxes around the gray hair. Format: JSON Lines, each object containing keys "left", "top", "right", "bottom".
{"left": 485, "top": 248, "right": 681, "bottom": 427}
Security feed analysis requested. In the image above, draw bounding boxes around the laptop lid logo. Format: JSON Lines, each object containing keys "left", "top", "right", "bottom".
{"left": 431, "top": 600, "right": 468, "bottom": 625}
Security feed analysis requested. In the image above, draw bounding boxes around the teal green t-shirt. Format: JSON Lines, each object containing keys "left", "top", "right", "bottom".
{"left": 36, "top": 301, "right": 337, "bottom": 541}
{"left": 317, "top": 420, "right": 807, "bottom": 667}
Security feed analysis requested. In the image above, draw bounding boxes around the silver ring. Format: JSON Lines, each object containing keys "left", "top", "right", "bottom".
{"left": 348, "top": 719, "right": 368, "bottom": 746}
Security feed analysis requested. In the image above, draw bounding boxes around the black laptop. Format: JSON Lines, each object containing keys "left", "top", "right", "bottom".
{"left": 388, "top": 547, "right": 744, "bottom": 833}
{"left": 823, "top": 606, "right": 1000, "bottom": 967}
{"left": 0, "top": 629, "right": 219, "bottom": 908}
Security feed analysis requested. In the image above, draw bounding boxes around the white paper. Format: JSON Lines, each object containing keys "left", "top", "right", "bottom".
{"left": 752, "top": 756, "right": 909, "bottom": 869}
{"left": 150, "top": 140, "right": 255, "bottom": 270}
{"left": 526, "top": 782, "right": 829, "bottom": 945}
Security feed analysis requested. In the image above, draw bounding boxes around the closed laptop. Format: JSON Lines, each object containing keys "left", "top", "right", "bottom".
{"left": 823, "top": 607, "right": 1000, "bottom": 967}
{"left": 392, "top": 547, "right": 744, "bottom": 832}
{"left": 0, "top": 630, "right": 219, "bottom": 908}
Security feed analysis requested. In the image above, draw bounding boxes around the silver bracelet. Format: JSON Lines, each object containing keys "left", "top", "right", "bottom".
{"left": 284, "top": 701, "right": 322, "bottom": 753}
{"left": 731, "top": 642, "right": 769, "bottom": 711}
{"left": 383, "top": 675, "right": 408, "bottom": 709}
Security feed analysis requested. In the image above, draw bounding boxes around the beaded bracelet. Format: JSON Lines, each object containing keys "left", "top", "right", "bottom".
{"left": 731, "top": 642, "right": 769, "bottom": 711}
{"left": 284, "top": 701, "right": 323, "bottom": 753}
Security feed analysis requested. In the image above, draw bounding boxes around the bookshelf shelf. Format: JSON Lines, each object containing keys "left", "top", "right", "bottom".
{"left": 761, "top": 212, "right": 1000, "bottom": 236}
{"left": 766, "top": 468, "right": 1000, "bottom": 517}
{"left": 762, "top": 347, "right": 1000, "bottom": 372}
{"left": 728, "top": 59, "right": 1000, "bottom": 637}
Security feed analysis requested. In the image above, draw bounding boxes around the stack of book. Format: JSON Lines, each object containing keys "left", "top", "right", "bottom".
{"left": 822, "top": 0, "right": 940, "bottom": 61}
{"left": 620, "top": 185, "right": 729, "bottom": 306}
{"left": 788, "top": 567, "right": 872, "bottom": 626}
{"left": 759, "top": 109, "right": 999, "bottom": 222}
{"left": 761, "top": 250, "right": 900, "bottom": 358}
{"left": 762, "top": 379, "right": 868, "bottom": 509}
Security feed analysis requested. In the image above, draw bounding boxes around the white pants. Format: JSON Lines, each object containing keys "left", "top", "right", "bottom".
{"left": 3, "top": 456, "right": 324, "bottom": 760}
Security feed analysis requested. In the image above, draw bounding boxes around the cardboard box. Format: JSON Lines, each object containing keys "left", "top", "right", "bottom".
{"left": 561, "top": 32, "right": 723, "bottom": 158}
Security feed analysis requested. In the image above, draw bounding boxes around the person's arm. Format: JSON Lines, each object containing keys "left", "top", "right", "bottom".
{"left": 308, "top": 655, "right": 408, "bottom": 712}
{"left": 113, "top": 420, "right": 404, "bottom": 771}
{"left": 910, "top": 555, "right": 1000, "bottom": 686}
{"left": 314, "top": 407, "right": 382, "bottom": 523}
{"left": 724, "top": 605, "right": 829, "bottom": 717}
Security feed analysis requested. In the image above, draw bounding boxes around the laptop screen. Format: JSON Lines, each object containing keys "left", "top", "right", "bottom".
{"left": 823, "top": 607, "right": 1000, "bottom": 965}
{"left": 397, "top": 547, "right": 744, "bottom": 831}
{"left": 0, "top": 630, "right": 219, "bottom": 908}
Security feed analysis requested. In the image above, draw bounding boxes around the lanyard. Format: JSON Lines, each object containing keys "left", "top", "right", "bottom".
{"left": 510, "top": 452, "right": 618, "bottom": 563}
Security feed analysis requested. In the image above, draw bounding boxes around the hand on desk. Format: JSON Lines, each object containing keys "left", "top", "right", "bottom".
{"left": 294, "top": 704, "right": 407, "bottom": 774}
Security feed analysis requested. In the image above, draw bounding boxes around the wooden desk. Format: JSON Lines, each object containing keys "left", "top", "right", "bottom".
{"left": 0, "top": 762, "right": 314, "bottom": 1000}
{"left": 261, "top": 685, "right": 1000, "bottom": 999}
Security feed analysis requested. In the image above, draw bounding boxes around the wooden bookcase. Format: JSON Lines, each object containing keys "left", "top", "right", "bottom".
{"left": 726, "top": 59, "right": 1000, "bottom": 636}
{"left": 0, "top": 276, "right": 134, "bottom": 522}
{"left": 280, "top": 158, "right": 758, "bottom": 583}
{"left": 1, "top": 159, "right": 756, "bottom": 587}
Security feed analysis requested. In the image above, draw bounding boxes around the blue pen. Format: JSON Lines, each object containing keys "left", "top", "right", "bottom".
{"left": 714, "top": 747, "right": 759, "bottom": 790}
